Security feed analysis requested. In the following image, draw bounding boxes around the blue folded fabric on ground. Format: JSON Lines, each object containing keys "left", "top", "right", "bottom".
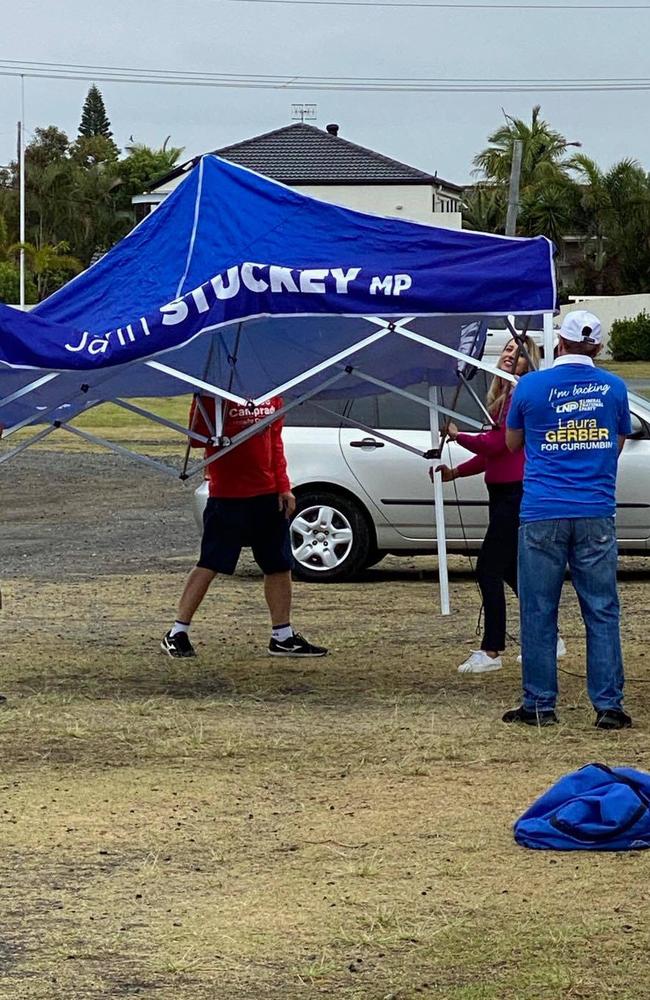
{"left": 515, "top": 763, "right": 650, "bottom": 851}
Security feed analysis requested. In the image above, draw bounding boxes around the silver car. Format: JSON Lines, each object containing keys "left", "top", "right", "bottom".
{"left": 194, "top": 381, "right": 650, "bottom": 581}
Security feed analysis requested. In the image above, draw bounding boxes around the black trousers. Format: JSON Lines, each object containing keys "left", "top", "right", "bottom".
{"left": 475, "top": 482, "right": 523, "bottom": 652}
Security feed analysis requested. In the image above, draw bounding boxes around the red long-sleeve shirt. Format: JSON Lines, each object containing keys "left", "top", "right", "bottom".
{"left": 455, "top": 401, "right": 523, "bottom": 485}
{"left": 188, "top": 395, "right": 291, "bottom": 499}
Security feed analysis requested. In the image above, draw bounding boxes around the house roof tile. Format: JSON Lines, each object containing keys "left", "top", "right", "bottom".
{"left": 152, "top": 123, "right": 462, "bottom": 192}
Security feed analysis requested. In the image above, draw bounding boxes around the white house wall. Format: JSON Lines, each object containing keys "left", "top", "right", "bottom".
{"left": 296, "top": 183, "right": 462, "bottom": 229}
{"left": 138, "top": 175, "right": 462, "bottom": 230}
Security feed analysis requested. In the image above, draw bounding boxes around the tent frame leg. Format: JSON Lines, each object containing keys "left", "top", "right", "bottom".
{"left": 429, "top": 385, "right": 450, "bottom": 616}
{"left": 348, "top": 368, "right": 487, "bottom": 431}
{"left": 457, "top": 373, "right": 495, "bottom": 426}
{"left": 0, "top": 424, "right": 60, "bottom": 465}
{"left": 184, "top": 369, "right": 350, "bottom": 479}
{"left": 56, "top": 423, "right": 181, "bottom": 477}
{"left": 111, "top": 398, "right": 212, "bottom": 445}
{"left": 0, "top": 372, "right": 59, "bottom": 411}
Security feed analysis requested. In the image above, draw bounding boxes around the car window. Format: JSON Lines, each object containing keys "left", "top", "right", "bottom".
{"left": 285, "top": 376, "right": 496, "bottom": 433}
{"left": 347, "top": 394, "right": 379, "bottom": 428}
{"left": 369, "top": 376, "right": 494, "bottom": 433}
{"left": 283, "top": 398, "right": 346, "bottom": 427}
{"left": 377, "top": 382, "right": 431, "bottom": 431}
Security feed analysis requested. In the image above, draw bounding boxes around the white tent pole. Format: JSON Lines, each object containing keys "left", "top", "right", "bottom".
{"left": 0, "top": 424, "right": 58, "bottom": 465}
{"left": 429, "top": 385, "right": 450, "bottom": 616}
{"left": 457, "top": 372, "right": 495, "bottom": 426}
{"left": 112, "top": 398, "right": 213, "bottom": 443}
{"left": 185, "top": 369, "right": 348, "bottom": 479}
{"left": 311, "top": 404, "right": 426, "bottom": 457}
{"left": 0, "top": 372, "right": 59, "bottom": 412}
{"left": 347, "top": 369, "right": 486, "bottom": 430}
{"left": 144, "top": 360, "right": 249, "bottom": 404}
{"left": 57, "top": 423, "right": 180, "bottom": 477}
{"left": 251, "top": 327, "right": 392, "bottom": 404}
{"left": 396, "top": 327, "right": 517, "bottom": 383}
{"left": 542, "top": 312, "right": 555, "bottom": 369}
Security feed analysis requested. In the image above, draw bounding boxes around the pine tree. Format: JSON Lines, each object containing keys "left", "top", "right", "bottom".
{"left": 78, "top": 85, "right": 114, "bottom": 139}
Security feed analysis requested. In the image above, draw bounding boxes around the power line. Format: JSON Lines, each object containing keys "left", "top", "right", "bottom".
{"left": 5, "top": 59, "right": 650, "bottom": 84}
{"left": 3, "top": 60, "right": 650, "bottom": 93}
{"left": 227, "top": 0, "right": 650, "bottom": 8}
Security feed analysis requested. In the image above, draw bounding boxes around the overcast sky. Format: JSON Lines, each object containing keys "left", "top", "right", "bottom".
{"left": 2, "top": 0, "right": 649, "bottom": 185}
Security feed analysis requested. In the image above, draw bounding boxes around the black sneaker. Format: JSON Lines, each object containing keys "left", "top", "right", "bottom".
{"left": 268, "top": 632, "right": 328, "bottom": 657}
{"left": 502, "top": 705, "right": 558, "bottom": 727}
{"left": 595, "top": 709, "right": 632, "bottom": 731}
{"left": 160, "top": 630, "right": 196, "bottom": 658}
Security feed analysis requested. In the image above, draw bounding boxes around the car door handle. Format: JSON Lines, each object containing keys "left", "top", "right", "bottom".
{"left": 349, "top": 438, "right": 385, "bottom": 449}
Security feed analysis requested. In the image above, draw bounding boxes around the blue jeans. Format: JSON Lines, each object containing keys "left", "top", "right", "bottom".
{"left": 518, "top": 517, "right": 624, "bottom": 712}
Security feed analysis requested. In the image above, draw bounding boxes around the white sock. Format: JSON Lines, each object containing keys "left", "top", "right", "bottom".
{"left": 170, "top": 620, "right": 191, "bottom": 637}
{"left": 272, "top": 623, "right": 293, "bottom": 642}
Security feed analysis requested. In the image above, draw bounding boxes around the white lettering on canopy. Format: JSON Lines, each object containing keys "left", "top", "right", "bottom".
{"left": 269, "top": 266, "right": 299, "bottom": 293}
{"left": 161, "top": 300, "right": 189, "bottom": 325}
{"left": 211, "top": 266, "right": 240, "bottom": 300}
{"left": 63, "top": 262, "right": 415, "bottom": 356}
{"left": 241, "top": 262, "right": 269, "bottom": 293}
{"left": 299, "top": 269, "right": 329, "bottom": 294}
{"left": 332, "top": 267, "right": 361, "bottom": 293}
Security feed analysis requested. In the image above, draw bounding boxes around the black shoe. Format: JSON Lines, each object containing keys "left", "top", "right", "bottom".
{"left": 268, "top": 632, "right": 328, "bottom": 657}
{"left": 0, "top": 694, "right": 6, "bottom": 705}
{"left": 160, "top": 630, "right": 196, "bottom": 658}
{"left": 502, "top": 705, "right": 558, "bottom": 727}
{"left": 595, "top": 709, "right": 632, "bottom": 730}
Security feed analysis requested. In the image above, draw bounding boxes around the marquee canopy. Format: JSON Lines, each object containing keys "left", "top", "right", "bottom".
{"left": 0, "top": 153, "right": 555, "bottom": 379}
{"left": 0, "top": 155, "right": 557, "bottom": 612}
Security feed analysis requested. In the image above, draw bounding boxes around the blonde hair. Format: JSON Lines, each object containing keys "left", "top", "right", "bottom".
{"left": 487, "top": 336, "right": 541, "bottom": 422}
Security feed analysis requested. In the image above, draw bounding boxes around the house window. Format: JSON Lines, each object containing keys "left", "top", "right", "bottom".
{"left": 435, "top": 195, "right": 459, "bottom": 213}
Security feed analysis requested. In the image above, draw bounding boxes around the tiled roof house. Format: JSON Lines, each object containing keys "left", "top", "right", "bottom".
{"left": 134, "top": 122, "right": 463, "bottom": 228}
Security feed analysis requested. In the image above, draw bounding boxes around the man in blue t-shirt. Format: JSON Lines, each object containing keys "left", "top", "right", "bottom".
{"left": 505, "top": 310, "right": 632, "bottom": 730}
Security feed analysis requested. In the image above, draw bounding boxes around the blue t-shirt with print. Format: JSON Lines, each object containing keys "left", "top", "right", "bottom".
{"left": 507, "top": 362, "right": 631, "bottom": 523}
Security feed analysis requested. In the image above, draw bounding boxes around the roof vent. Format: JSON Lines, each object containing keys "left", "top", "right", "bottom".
{"left": 325, "top": 123, "right": 340, "bottom": 137}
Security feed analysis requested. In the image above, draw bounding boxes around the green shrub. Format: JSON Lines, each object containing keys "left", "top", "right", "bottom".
{"left": 0, "top": 263, "right": 38, "bottom": 305}
{"left": 609, "top": 311, "right": 650, "bottom": 361}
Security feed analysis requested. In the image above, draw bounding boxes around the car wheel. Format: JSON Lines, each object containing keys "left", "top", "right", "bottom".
{"left": 290, "top": 491, "right": 372, "bottom": 582}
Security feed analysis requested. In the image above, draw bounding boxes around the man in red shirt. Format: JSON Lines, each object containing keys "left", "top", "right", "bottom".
{"left": 161, "top": 395, "right": 327, "bottom": 659}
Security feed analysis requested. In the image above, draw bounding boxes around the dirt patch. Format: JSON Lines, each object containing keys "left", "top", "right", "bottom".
{"left": 1, "top": 450, "right": 650, "bottom": 999}
{"left": 2, "top": 451, "right": 197, "bottom": 580}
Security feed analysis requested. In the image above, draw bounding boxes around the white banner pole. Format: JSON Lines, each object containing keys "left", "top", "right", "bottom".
{"left": 542, "top": 312, "right": 555, "bottom": 369}
{"left": 429, "top": 385, "right": 450, "bottom": 616}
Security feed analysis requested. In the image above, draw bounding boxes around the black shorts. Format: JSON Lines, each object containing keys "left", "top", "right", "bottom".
{"left": 197, "top": 494, "right": 294, "bottom": 576}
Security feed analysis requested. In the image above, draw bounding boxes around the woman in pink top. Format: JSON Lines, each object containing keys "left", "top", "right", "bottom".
{"left": 437, "top": 337, "right": 541, "bottom": 674}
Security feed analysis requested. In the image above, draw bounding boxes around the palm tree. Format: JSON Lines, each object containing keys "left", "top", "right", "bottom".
{"left": 473, "top": 105, "right": 576, "bottom": 188}
{"left": 69, "top": 162, "right": 130, "bottom": 265}
{"left": 462, "top": 184, "right": 506, "bottom": 233}
{"left": 568, "top": 154, "right": 650, "bottom": 294}
{"left": 9, "top": 240, "right": 84, "bottom": 299}
{"left": 519, "top": 180, "right": 576, "bottom": 247}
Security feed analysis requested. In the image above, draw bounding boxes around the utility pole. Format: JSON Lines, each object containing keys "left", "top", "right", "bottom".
{"left": 18, "top": 75, "right": 26, "bottom": 308}
{"left": 505, "top": 139, "right": 523, "bottom": 237}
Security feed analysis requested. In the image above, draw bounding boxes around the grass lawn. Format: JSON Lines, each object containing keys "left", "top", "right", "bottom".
{"left": 2, "top": 558, "right": 650, "bottom": 1000}
{"left": 2, "top": 369, "right": 650, "bottom": 998}
{"left": 598, "top": 360, "right": 650, "bottom": 381}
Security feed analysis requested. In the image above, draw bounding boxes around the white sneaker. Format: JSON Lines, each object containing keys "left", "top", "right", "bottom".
{"left": 457, "top": 650, "right": 503, "bottom": 674}
{"left": 518, "top": 636, "right": 567, "bottom": 664}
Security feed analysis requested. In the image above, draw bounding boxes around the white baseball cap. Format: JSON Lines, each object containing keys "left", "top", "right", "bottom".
{"left": 559, "top": 310, "right": 602, "bottom": 345}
